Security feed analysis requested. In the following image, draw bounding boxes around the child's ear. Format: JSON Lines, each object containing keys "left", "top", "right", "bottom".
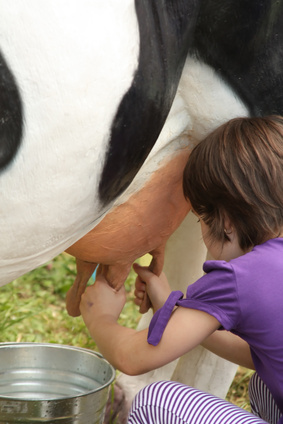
{"left": 223, "top": 217, "right": 234, "bottom": 242}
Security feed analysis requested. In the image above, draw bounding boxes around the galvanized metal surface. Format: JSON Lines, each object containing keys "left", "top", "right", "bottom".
{"left": 0, "top": 342, "right": 115, "bottom": 423}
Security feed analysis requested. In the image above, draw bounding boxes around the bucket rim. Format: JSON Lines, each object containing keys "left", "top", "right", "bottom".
{"left": 0, "top": 341, "right": 116, "bottom": 401}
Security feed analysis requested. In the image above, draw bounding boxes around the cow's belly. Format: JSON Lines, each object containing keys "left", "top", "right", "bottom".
{"left": 0, "top": 0, "right": 139, "bottom": 286}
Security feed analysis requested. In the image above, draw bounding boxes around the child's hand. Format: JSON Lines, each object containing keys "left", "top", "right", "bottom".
{"left": 133, "top": 263, "right": 171, "bottom": 313}
{"left": 80, "top": 275, "right": 126, "bottom": 332}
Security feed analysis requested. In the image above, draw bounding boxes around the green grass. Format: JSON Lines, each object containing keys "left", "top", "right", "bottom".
{"left": 0, "top": 253, "right": 140, "bottom": 347}
{"left": 0, "top": 253, "right": 251, "bottom": 409}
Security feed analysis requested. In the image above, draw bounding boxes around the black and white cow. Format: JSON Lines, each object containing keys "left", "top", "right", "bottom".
{"left": 1, "top": 0, "right": 283, "bottom": 416}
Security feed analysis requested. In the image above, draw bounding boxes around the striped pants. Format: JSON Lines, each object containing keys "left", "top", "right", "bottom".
{"left": 127, "top": 374, "right": 282, "bottom": 424}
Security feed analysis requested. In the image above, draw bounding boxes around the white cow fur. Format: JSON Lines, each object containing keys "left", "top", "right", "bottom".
{"left": 0, "top": 0, "right": 139, "bottom": 284}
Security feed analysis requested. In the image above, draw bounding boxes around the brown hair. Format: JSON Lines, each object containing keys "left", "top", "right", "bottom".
{"left": 183, "top": 115, "right": 283, "bottom": 250}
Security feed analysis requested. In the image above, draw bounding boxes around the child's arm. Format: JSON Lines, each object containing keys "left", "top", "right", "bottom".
{"left": 134, "top": 265, "right": 255, "bottom": 370}
{"left": 80, "top": 274, "right": 220, "bottom": 375}
{"left": 201, "top": 330, "right": 255, "bottom": 370}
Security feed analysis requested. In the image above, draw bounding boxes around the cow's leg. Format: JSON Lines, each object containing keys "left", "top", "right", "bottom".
{"left": 115, "top": 212, "right": 237, "bottom": 423}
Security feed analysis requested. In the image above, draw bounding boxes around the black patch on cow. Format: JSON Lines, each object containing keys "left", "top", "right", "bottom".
{"left": 99, "top": 0, "right": 199, "bottom": 205}
{"left": 0, "top": 50, "right": 23, "bottom": 171}
{"left": 190, "top": 0, "right": 283, "bottom": 117}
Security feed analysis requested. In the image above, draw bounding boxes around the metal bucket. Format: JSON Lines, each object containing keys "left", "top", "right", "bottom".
{"left": 0, "top": 342, "right": 115, "bottom": 423}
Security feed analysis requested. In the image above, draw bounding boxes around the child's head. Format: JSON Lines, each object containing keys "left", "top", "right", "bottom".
{"left": 183, "top": 115, "right": 283, "bottom": 250}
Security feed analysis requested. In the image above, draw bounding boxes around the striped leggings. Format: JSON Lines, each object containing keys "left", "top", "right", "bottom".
{"left": 127, "top": 373, "right": 282, "bottom": 424}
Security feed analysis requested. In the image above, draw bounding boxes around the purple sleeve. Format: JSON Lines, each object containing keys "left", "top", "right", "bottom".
{"left": 148, "top": 260, "right": 240, "bottom": 346}
{"left": 148, "top": 291, "right": 184, "bottom": 346}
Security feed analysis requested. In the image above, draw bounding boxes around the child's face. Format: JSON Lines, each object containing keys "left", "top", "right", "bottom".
{"left": 199, "top": 218, "right": 246, "bottom": 262}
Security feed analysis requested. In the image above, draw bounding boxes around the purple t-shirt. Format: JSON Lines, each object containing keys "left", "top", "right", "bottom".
{"left": 148, "top": 238, "right": 283, "bottom": 414}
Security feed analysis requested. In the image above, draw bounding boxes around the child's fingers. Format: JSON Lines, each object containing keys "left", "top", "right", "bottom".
{"left": 139, "top": 291, "right": 152, "bottom": 314}
{"left": 133, "top": 263, "right": 155, "bottom": 313}
{"left": 134, "top": 287, "right": 144, "bottom": 300}
{"left": 135, "top": 274, "right": 146, "bottom": 292}
{"left": 134, "top": 275, "right": 146, "bottom": 306}
{"left": 133, "top": 262, "right": 157, "bottom": 284}
{"left": 134, "top": 297, "right": 142, "bottom": 307}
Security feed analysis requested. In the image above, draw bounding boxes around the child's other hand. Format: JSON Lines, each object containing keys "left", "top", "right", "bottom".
{"left": 80, "top": 275, "right": 126, "bottom": 331}
{"left": 133, "top": 263, "right": 171, "bottom": 313}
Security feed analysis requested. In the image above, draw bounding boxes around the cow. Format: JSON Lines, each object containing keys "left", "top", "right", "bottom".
{"left": 1, "top": 1, "right": 283, "bottom": 421}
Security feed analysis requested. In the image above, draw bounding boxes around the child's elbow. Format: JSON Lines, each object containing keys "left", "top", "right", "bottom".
{"left": 111, "top": 332, "right": 152, "bottom": 376}
{"left": 115, "top": 354, "right": 148, "bottom": 376}
{"left": 119, "top": 366, "right": 141, "bottom": 376}
{"left": 116, "top": 362, "right": 143, "bottom": 376}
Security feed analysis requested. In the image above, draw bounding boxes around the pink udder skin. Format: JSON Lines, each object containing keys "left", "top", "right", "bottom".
{"left": 65, "top": 150, "right": 192, "bottom": 317}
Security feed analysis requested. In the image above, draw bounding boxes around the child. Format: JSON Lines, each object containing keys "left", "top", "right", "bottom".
{"left": 80, "top": 115, "right": 283, "bottom": 424}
